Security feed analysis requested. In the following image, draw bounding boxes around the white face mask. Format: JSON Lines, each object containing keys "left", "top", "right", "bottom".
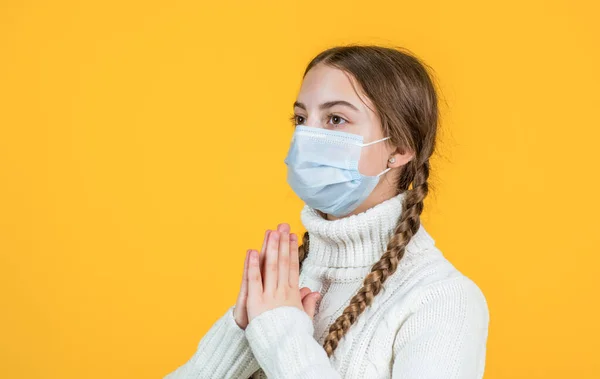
{"left": 283, "top": 125, "right": 391, "bottom": 217}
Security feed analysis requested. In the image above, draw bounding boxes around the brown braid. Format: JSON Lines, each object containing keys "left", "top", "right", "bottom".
{"left": 294, "top": 44, "right": 440, "bottom": 358}
{"left": 298, "top": 230, "right": 310, "bottom": 272}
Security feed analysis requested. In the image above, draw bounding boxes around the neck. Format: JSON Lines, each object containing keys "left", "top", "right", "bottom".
{"left": 300, "top": 191, "right": 436, "bottom": 269}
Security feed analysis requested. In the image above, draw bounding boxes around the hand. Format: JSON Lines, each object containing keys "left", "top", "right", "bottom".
{"left": 234, "top": 224, "right": 321, "bottom": 329}
{"left": 233, "top": 228, "right": 270, "bottom": 330}
{"left": 246, "top": 225, "right": 321, "bottom": 324}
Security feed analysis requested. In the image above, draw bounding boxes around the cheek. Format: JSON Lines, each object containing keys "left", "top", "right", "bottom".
{"left": 357, "top": 147, "right": 386, "bottom": 176}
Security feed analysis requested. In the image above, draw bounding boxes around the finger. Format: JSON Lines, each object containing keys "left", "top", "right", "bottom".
{"left": 275, "top": 223, "right": 289, "bottom": 282}
{"left": 268, "top": 225, "right": 287, "bottom": 281}
{"left": 277, "top": 223, "right": 290, "bottom": 233}
{"left": 299, "top": 286, "right": 312, "bottom": 300}
{"left": 235, "top": 250, "right": 251, "bottom": 323}
{"left": 289, "top": 233, "right": 300, "bottom": 288}
{"left": 264, "top": 230, "right": 280, "bottom": 294}
{"left": 302, "top": 292, "right": 321, "bottom": 319}
{"left": 259, "top": 230, "right": 271, "bottom": 281}
{"left": 247, "top": 249, "right": 263, "bottom": 298}
{"left": 278, "top": 229, "right": 290, "bottom": 289}
{"left": 237, "top": 249, "right": 251, "bottom": 301}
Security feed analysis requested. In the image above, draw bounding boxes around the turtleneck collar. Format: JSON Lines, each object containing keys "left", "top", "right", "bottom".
{"left": 300, "top": 191, "right": 437, "bottom": 269}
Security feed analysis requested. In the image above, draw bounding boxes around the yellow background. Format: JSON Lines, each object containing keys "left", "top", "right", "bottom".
{"left": 1, "top": 1, "right": 599, "bottom": 378}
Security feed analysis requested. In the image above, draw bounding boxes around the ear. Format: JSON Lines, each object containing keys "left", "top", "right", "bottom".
{"left": 388, "top": 147, "right": 415, "bottom": 168}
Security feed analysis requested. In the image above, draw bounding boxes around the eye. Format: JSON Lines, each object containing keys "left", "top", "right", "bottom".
{"left": 327, "top": 114, "right": 348, "bottom": 127}
{"left": 289, "top": 113, "right": 305, "bottom": 126}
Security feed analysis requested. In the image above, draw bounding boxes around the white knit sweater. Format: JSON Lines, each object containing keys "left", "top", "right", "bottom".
{"left": 164, "top": 192, "right": 490, "bottom": 379}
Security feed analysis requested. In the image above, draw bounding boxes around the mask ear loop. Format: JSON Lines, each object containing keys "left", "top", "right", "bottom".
{"left": 376, "top": 167, "right": 392, "bottom": 177}
{"left": 360, "top": 136, "right": 391, "bottom": 147}
{"left": 361, "top": 136, "right": 392, "bottom": 177}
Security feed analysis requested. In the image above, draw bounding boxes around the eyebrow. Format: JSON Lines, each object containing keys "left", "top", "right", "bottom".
{"left": 293, "top": 100, "right": 360, "bottom": 112}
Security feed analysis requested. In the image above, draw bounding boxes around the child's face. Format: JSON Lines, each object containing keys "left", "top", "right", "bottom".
{"left": 292, "top": 63, "right": 393, "bottom": 177}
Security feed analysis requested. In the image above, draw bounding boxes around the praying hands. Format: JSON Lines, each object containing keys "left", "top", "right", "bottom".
{"left": 233, "top": 223, "right": 321, "bottom": 330}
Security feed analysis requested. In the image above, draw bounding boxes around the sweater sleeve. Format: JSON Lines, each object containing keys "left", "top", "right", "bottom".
{"left": 244, "top": 306, "right": 342, "bottom": 379}
{"left": 391, "top": 276, "right": 490, "bottom": 379}
{"left": 163, "top": 305, "right": 261, "bottom": 379}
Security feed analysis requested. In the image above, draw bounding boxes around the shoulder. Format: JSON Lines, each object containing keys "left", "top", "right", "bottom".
{"left": 385, "top": 246, "right": 490, "bottom": 332}
{"left": 404, "top": 243, "right": 489, "bottom": 318}
{"left": 392, "top": 270, "right": 490, "bottom": 350}
{"left": 413, "top": 274, "right": 489, "bottom": 321}
{"left": 389, "top": 270, "right": 490, "bottom": 352}
{"left": 394, "top": 240, "right": 489, "bottom": 318}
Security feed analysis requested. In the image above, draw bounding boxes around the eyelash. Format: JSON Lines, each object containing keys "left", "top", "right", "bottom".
{"left": 288, "top": 113, "right": 348, "bottom": 127}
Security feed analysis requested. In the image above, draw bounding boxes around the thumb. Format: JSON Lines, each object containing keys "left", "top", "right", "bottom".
{"left": 299, "top": 286, "right": 312, "bottom": 300}
{"left": 302, "top": 292, "right": 321, "bottom": 319}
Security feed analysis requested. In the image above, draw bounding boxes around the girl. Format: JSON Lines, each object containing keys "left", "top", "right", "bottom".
{"left": 165, "top": 44, "right": 490, "bottom": 379}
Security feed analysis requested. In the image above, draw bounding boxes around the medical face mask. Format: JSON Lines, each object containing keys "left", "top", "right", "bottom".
{"left": 283, "top": 125, "right": 391, "bottom": 217}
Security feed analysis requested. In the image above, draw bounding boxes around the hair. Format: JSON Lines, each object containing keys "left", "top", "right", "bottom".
{"left": 297, "top": 44, "right": 442, "bottom": 357}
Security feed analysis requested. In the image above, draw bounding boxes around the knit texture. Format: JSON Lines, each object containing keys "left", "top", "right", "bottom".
{"left": 164, "top": 192, "right": 490, "bottom": 378}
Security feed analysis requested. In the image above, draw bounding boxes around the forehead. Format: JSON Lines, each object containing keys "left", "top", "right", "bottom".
{"left": 296, "top": 64, "right": 373, "bottom": 110}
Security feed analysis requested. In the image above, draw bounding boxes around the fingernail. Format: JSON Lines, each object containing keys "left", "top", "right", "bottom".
{"left": 250, "top": 250, "right": 258, "bottom": 262}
